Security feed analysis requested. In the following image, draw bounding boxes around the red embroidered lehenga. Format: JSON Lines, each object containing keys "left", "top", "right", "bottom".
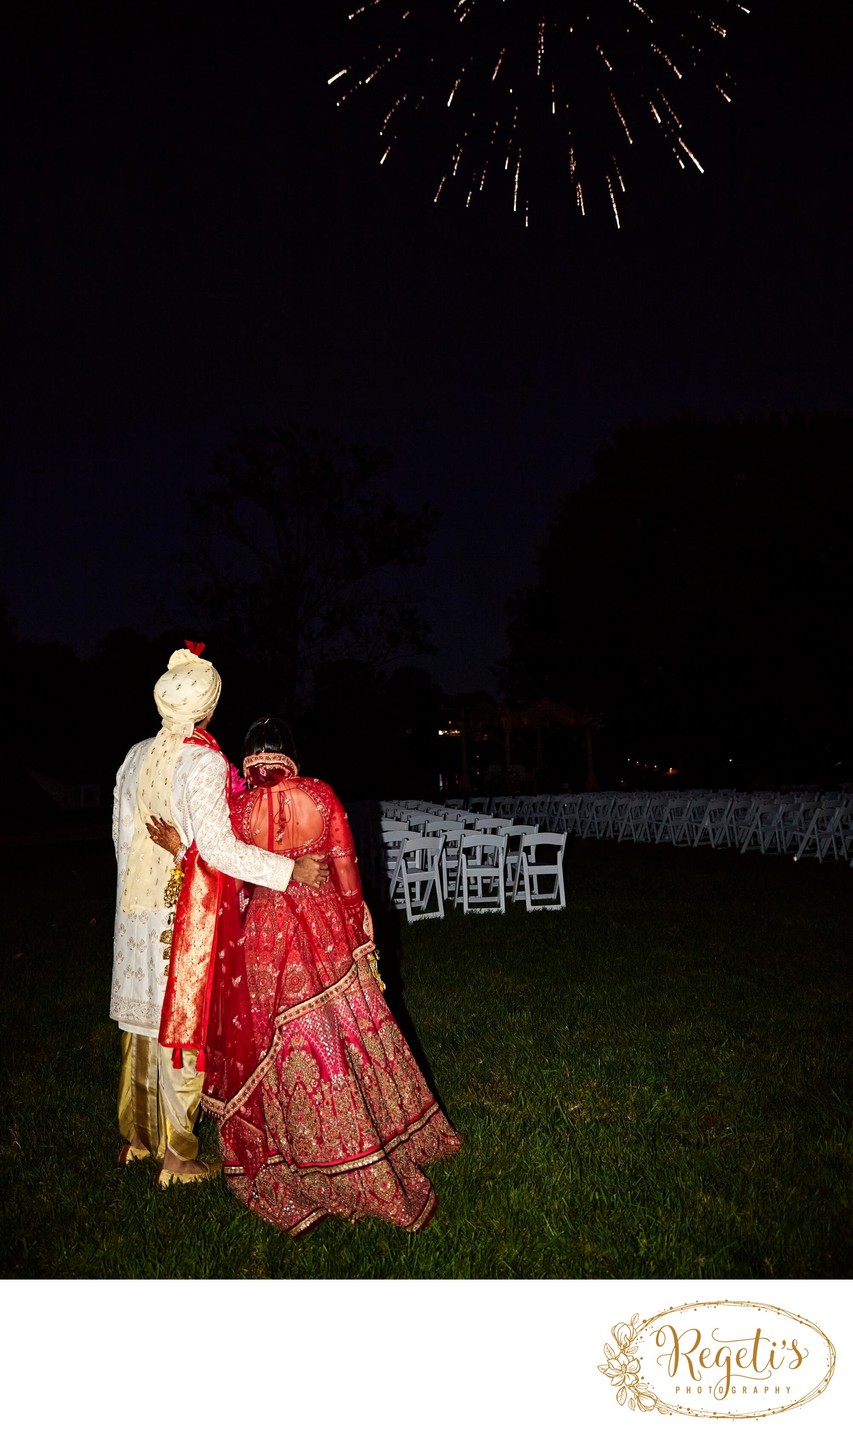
{"left": 201, "top": 771, "right": 460, "bottom": 1235}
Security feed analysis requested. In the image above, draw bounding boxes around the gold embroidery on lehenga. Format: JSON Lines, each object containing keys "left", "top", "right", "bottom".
{"left": 288, "top": 1086, "right": 322, "bottom": 1162}
{"left": 284, "top": 961, "right": 309, "bottom": 998}
{"left": 362, "top": 1027, "right": 387, "bottom": 1071}
{"left": 288, "top": 1208, "right": 326, "bottom": 1238}
{"left": 302, "top": 1171, "right": 333, "bottom": 1203}
{"left": 202, "top": 961, "right": 361, "bottom": 1120}
{"left": 204, "top": 777, "right": 460, "bottom": 1232}
{"left": 279, "top": 1102, "right": 441, "bottom": 1178}
{"left": 283, "top": 1047, "right": 320, "bottom": 1093}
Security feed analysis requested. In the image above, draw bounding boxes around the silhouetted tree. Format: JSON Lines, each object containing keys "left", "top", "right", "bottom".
{"left": 503, "top": 414, "right": 853, "bottom": 784}
{"left": 189, "top": 427, "right": 438, "bottom": 712}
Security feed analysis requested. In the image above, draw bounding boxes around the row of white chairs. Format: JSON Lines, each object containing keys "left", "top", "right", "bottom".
{"left": 384, "top": 829, "right": 568, "bottom": 922}
{"left": 349, "top": 786, "right": 851, "bottom": 923}
{"left": 544, "top": 790, "right": 853, "bottom": 864}
{"left": 379, "top": 791, "right": 853, "bottom": 861}
{"left": 348, "top": 802, "right": 568, "bottom": 921}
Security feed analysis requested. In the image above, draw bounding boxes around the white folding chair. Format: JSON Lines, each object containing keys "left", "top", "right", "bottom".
{"left": 453, "top": 832, "right": 508, "bottom": 915}
{"left": 607, "top": 793, "right": 632, "bottom": 840}
{"left": 624, "top": 793, "right": 655, "bottom": 842}
{"left": 473, "top": 814, "right": 512, "bottom": 834}
{"left": 403, "top": 811, "right": 435, "bottom": 834}
{"left": 502, "top": 823, "right": 540, "bottom": 900}
{"left": 380, "top": 826, "right": 410, "bottom": 893}
{"left": 837, "top": 802, "right": 853, "bottom": 862}
{"left": 739, "top": 801, "right": 783, "bottom": 855}
{"left": 574, "top": 794, "right": 598, "bottom": 837}
{"left": 379, "top": 821, "right": 407, "bottom": 862}
{"left": 515, "top": 832, "right": 567, "bottom": 911}
{"left": 793, "top": 802, "right": 849, "bottom": 863}
{"left": 654, "top": 795, "right": 690, "bottom": 844}
{"left": 668, "top": 793, "right": 710, "bottom": 846}
{"left": 614, "top": 793, "right": 647, "bottom": 842}
{"left": 456, "top": 810, "right": 482, "bottom": 828}
{"left": 388, "top": 834, "right": 446, "bottom": 921}
{"left": 381, "top": 817, "right": 410, "bottom": 836}
{"left": 578, "top": 793, "right": 614, "bottom": 839}
{"left": 553, "top": 795, "right": 583, "bottom": 837}
{"left": 725, "top": 796, "right": 760, "bottom": 851}
{"left": 693, "top": 794, "right": 734, "bottom": 847}
{"left": 766, "top": 800, "right": 814, "bottom": 857}
{"left": 516, "top": 795, "right": 551, "bottom": 823}
{"left": 424, "top": 819, "right": 465, "bottom": 899}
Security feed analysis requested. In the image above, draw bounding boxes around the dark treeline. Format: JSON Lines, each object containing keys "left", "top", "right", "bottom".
{"left": 504, "top": 413, "right": 853, "bottom": 789}
{"left": 1, "top": 426, "right": 441, "bottom": 831}
{"left": 1, "top": 629, "right": 448, "bottom": 834}
{"left": 5, "top": 413, "right": 852, "bottom": 832}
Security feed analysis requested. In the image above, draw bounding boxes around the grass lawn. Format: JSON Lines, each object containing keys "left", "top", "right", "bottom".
{"left": 1, "top": 833, "right": 851, "bottom": 1279}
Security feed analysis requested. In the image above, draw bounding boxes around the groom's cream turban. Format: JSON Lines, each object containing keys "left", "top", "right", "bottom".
{"left": 154, "top": 646, "right": 222, "bottom": 736}
{"left": 120, "top": 644, "right": 222, "bottom": 913}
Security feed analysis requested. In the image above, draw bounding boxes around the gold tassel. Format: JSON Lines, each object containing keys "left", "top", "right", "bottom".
{"left": 368, "top": 949, "right": 386, "bottom": 992}
{"left": 160, "top": 864, "right": 185, "bottom": 972}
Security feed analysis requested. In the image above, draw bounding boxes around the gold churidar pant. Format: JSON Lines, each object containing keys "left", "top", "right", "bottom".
{"left": 118, "top": 1033, "right": 202, "bottom": 1162}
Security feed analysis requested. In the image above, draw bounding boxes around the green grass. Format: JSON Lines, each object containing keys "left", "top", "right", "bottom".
{"left": 1, "top": 835, "right": 851, "bottom": 1278}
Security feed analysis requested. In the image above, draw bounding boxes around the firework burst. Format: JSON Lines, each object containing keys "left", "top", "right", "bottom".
{"left": 330, "top": 2, "right": 750, "bottom": 224}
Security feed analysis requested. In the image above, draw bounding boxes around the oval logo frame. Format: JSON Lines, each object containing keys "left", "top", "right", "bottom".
{"left": 598, "top": 1299, "right": 835, "bottom": 1419}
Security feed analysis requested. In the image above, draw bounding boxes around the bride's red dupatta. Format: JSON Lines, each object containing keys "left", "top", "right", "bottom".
{"left": 201, "top": 777, "right": 376, "bottom": 1175}
{"left": 158, "top": 729, "right": 242, "bottom": 1071}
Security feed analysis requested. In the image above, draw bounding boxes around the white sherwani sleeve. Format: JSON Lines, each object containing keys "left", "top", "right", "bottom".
{"left": 181, "top": 750, "right": 295, "bottom": 889}
{"left": 112, "top": 770, "right": 121, "bottom": 857}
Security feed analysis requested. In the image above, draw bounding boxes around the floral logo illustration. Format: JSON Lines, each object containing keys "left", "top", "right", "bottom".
{"left": 598, "top": 1314, "right": 670, "bottom": 1414}
{"left": 598, "top": 1301, "right": 835, "bottom": 1420}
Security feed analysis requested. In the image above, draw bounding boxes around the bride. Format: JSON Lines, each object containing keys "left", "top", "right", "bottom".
{"left": 155, "top": 716, "right": 459, "bottom": 1235}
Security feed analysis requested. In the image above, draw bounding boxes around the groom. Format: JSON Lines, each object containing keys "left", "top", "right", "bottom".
{"left": 111, "top": 643, "right": 328, "bottom": 1186}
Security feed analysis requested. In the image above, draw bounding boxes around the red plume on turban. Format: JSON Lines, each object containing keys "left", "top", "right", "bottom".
{"left": 184, "top": 640, "right": 206, "bottom": 656}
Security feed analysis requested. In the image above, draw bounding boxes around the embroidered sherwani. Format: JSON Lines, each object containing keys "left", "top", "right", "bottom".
{"left": 111, "top": 738, "right": 295, "bottom": 1160}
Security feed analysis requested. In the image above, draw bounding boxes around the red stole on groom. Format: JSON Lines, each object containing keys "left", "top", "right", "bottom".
{"left": 158, "top": 729, "right": 238, "bottom": 1071}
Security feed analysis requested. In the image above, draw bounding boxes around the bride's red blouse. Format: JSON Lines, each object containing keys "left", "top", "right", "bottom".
{"left": 229, "top": 773, "right": 373, "bottom": 955}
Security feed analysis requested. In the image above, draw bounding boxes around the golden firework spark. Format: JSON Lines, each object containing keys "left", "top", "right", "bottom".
{"left": 330, "top": 1, "right": 748, "bottom": 224}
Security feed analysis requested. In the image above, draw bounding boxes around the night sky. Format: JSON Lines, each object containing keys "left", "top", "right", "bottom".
{"left": 3, "top": 2, "right": 852, "bottom": 693}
